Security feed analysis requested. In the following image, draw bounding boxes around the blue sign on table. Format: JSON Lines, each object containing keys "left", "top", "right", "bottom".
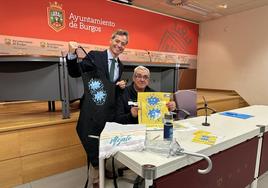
{"left": 219, "top": 112, "right": 254, "bottom": 119}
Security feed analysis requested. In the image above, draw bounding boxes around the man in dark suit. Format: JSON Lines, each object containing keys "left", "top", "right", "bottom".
{"left": 66, "top": 29, "right": 128, "bottom": 188}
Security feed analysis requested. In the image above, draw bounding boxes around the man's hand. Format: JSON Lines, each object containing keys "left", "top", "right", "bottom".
{"left": 166, "top": 101, "right": 176, "bottom": 111}
{"left": 130, "top": 106, "right": 139, "bottom": 118}
{"left": 116, "top": 80, "right": 127, "bottom": 89}
{"left": 68, "top": 41, "right": 79, "bottom": 54}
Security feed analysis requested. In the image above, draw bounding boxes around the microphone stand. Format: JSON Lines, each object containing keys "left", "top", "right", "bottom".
{"left": 202, "top": 96, "right": 210, "bottom": 126}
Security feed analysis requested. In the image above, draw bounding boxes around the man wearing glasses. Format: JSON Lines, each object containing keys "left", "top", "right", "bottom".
{"left": 115, "top": 65, "right": 176, "bottom": 124}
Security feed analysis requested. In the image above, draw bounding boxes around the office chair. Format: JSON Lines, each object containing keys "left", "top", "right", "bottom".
{"left": 174, "top": 90, "right": 217, "bottom": 120}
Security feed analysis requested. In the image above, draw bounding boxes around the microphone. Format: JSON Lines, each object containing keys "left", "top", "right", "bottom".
{"left": 202, "top": 96, "right": 210, "bottom": 126}
{"left": 145, "top": 50, "right": 152, "bottom": 63}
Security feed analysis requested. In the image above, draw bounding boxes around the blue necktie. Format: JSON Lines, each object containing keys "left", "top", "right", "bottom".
{"left": 109, "top": 58, "right": 116, "bottom": 82}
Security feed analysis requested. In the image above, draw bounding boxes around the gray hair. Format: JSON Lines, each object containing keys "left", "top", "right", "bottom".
{"left": 133, "top": 65, "right": 150, "bottom": 77}
{"left": 111, "top": 29, "right": 129, "bottom": 44}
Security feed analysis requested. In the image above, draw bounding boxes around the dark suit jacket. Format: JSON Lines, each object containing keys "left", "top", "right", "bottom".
{"left": 67, "top": 50, "right": 123, "bottom": 81}
{"left": 66, "top": 49, "right": 124, "bottom": 110}
{"left": 66, "top": 50, "right": 124, "bottom": 166}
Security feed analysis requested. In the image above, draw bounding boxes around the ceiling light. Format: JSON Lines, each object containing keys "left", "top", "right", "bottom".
{"left": 111, "top": 0, "right": 132, "bottom": 5}
{"left": 180, "top": 4, "right": 208, "bottom": 16}
{"left": 167, "top": 0, "right": 186, "bottom": 6}
{"left": 167, "top": 0, "right": 209, "bottom": 16}
{"left": 218, "top": 4, "right": 228, "bottom": 9}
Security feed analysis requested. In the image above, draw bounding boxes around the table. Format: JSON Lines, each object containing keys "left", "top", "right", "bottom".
{"left": 99, "top": 105, "right": 268, "bottom": 188}
{"left": 0, "top": 55, "right": 70, "bottom": 118}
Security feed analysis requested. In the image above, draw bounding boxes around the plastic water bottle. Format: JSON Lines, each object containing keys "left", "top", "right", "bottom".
{"left": 163, "top": 113, "right": 173, "bottom": 141}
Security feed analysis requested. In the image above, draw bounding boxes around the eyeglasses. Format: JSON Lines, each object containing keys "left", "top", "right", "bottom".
{"left": 135, "top": 74, "right": 149, "bottom": 80}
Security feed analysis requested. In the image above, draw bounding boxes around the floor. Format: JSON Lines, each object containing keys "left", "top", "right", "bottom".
{"left": 13, "top": 166, "right": 138, "bottom": 188}
{"left": 257, "top": 171, "right": 268, "bottom": 188}
{"left": 13, "top": 165, "right": 268, "bottom": 188}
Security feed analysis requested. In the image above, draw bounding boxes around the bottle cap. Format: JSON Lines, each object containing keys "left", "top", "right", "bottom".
{"left": 164, "top": 113, "right": 173, "bottom": 120}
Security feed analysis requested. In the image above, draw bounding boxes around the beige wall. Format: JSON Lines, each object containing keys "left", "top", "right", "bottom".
{"left": 197, "top": 5, "right": 268, "bottom": 105}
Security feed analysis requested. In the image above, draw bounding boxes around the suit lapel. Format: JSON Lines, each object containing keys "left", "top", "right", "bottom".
{"left": 100, "top": 50, "right": 109, "bottom": 80}
{"left": 101, "top": 50, "right": 123, "bottom": 82}
{"left": 117, "top": 59, "right": 123, "bottom": 81}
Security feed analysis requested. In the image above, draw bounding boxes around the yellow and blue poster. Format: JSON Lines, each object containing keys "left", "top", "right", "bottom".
{"left": 138, "top": 92, "right": 171, "bottom": 128}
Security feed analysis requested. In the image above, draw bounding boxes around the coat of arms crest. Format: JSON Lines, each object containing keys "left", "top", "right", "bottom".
{"left": 47, "top": 1, "right": 65, "bottom": 32}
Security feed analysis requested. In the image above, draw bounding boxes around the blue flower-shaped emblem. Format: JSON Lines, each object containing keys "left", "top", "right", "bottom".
{"left": 88, "top": 79, "right": 103, "bottom": 91}
{"left": 87, "top": 78, "right": 106, "bottom": 105}
{"left": 93, "top": 90, "right": 107, "bottom": 105}
{"left": 201, "top": 135, "right": 209, "bottom": 141}
{"left": 148, "top": 109, "right": 161, "bottom": 120}
{"left": 147, "top": 96, "right": 160, "bottom": 106}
